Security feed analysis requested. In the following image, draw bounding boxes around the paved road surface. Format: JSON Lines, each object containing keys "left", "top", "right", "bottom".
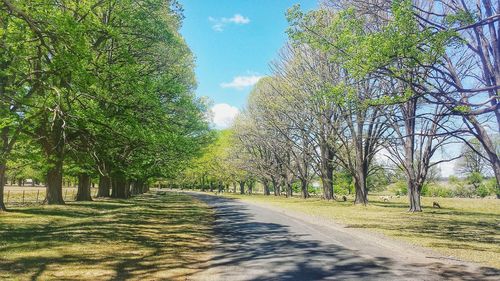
{"left": 188, "top": 192, "right": 498, "bottom": 281}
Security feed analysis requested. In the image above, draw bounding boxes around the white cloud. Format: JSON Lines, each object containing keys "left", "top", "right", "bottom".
{"left": 220, "top": 75, "right": 263, "bottom": 90}
{"left": 227, "top": 14, "right": 250, "bottom": 24}
{"left": 211, "top": 103, "right": 239, "bottom": 129}
{"left": 209, "top": 13, "right": 250, "bottom": 31}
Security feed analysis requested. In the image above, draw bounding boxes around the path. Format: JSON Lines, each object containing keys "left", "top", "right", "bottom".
{"left": 188, "top": 192, "right": 498, "bottom": 281}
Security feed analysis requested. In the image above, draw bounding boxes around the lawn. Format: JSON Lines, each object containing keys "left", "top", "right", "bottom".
{"left": 0, "top": 191, "right": 214, "bottom": 280}
{"left": 222, "top": 193, "right": 500, "bottom": 268}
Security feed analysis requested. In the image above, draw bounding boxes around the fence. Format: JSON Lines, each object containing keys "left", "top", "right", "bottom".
{"left": 3, "top": 187, "right": 100, "bottom": 206}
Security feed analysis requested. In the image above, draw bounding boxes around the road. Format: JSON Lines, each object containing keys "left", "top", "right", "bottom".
{"left": 188, "top": 192, "right": 498, "bottom": 281}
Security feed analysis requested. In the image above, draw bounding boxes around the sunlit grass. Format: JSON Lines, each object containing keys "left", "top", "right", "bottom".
{"left": 222, "top": 193, "right": 500, "bottom": 268}
{"left": 0, "top": 191, "right": 214, "bottom": 280}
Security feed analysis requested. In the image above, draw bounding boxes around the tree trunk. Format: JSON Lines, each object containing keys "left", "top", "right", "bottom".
{"left": 239, "top": 181, "right": 245, "bottom": 194}
{"left": 353, "top": 173, "right": 368, "bottom": 205}
{"left": 0, "top": 163, "right": 7, "bottom": 212}
{"left": 232, "top": 182, "right": 237, "bottom": 193}
{"left": 263, "top": 179, "right": 270, "bottom": 196}
{"left": 285, "top": 181, "right": 292, "bottom": 198}
{"left": 112, "top": 175, "right": 128, "bottom": 199}
{"left": 320, "top": 144, "right": 335, "bottom": 200}
{"left": 408, "top": 181, "right": 422, "bottom": 212}
{"left": 248, "top": 182, "right": 253, "bottom": 195}
{"left": 45, "top": 157, "right": 65, "bottom": 205}
{"left": 201, "top": 176, "right": 206, "bottom": 191}
{"left": 490, "top": 155, "right": 500, "bottom": 199}
{"left": 76, "top": 173, "right": 92, "bottom": 201}
{"left": 300, "top": 178, "right": 309, "bottom": 199}
{"left": 209, "top": 181, "right": 214, "bottom": 192}
{"left": 97, "top": 175, "right": 111, "bottom": 197}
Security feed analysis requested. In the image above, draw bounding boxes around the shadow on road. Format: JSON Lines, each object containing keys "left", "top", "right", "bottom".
{"left": 190, "top": 193, "right": 499, "bottom": 281}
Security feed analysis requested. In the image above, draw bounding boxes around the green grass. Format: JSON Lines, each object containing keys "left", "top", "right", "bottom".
{"left": 222, "top": 193, "right": 500, "bottom": 268}
{"left": 0, "top": 191, "right": 214, "bottom": 280}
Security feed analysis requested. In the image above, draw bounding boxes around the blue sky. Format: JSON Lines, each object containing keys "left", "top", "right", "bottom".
{"left": 179, "top": 0, "right": 317, "bottom": 128}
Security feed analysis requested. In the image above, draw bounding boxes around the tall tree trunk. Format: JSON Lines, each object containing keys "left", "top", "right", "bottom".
{"left": 262, "top": 179, "right": 270, "bottom": 196}
{"left": 111, "top": 175, "right": 128, "bottom": 199}
{"left": 408, "top": 180, "right": 422, "bottom": 212}
{"left": 76, "top": 173, "right": 92, "bottom": 201}
{"left": 271, "top": 177, "right": 279, "bottom": 196}
{"left": 97, "top": 175, "right": 111, "bottom": 197}
{"left": 285, "top": 180, "right": 292, "bottom": 198}
{"left": 0, "top": 163, "right": 7, "bottom": 212}
{"left": 300, "top": 178, "right": 309, "bottom": 199}
{"left": 353, "top": 173, "right": 368, "bottom": 205}
{"left": 320, "top": 144, "right": 335, "bottom": 200}
{"left": 239, "top": 181, "right": 245, "bottom": 194}
{"left": 45, "top": 155, "right": 65, "bottom": 205}
{"left": 232, "top": 182, "right": 237, "bottom": 193}
{"left": 495, "top": 163, "right": 500, "bottom": 199}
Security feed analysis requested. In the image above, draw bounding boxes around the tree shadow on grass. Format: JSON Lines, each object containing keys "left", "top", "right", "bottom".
{"left": 0, "top": 192, "right": 214, "bottom": 281}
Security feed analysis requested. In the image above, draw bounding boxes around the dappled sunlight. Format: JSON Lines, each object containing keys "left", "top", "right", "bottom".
{"left": 0, "top": 192, "right": 214, "bottom": 280}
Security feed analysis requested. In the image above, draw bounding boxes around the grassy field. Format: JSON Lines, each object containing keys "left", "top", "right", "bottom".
{"left": 222, "top": 193, "right": 500, "bottom": 268}
{"left": 0, "top": 191, "right": 214, "bottom": 280}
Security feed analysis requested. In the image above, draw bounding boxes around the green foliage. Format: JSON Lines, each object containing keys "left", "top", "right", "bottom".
{"left": 391, "top": 181, "right": 408, "bottom": 196}
{"left": 475, "top": 184, "right": 491, "bottom": 198}
{"left": 0, "top": 0, "right": 211, "bottom": 198}
{"left": 333, "top": 172, "right": 354, "bottom": 195}
{"left": 421, "top": 183, "right": 453, "bottom": 198}
{"left": 467, "top": 172, "right": 483, "bottom": 189}
{"left": 367, "top": 167, "right": 390, "bottom": 192}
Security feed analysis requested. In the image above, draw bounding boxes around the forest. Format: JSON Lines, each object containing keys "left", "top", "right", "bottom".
{"left": 172, "top": 0, "right": 500, "bottom": 212}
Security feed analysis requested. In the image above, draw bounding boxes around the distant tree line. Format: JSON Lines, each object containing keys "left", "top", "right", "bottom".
{"left": 173, "top": 0, "right": 499, "bottom": 212}
{"left": 0, "top": 0, "right": 211, "bottom": 211}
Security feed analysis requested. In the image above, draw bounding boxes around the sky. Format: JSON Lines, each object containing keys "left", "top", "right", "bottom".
{"left": 179, "top": 0, "right": 318, "bottom": 129}
{"left": 177, "top": 0, "right": 463, "bottom": 177}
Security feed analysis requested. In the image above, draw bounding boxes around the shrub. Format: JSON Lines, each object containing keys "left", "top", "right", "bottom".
{"left": 475, "top": 184, "right": 491, "bottom": 198}
{"left": 391, "top": 181, "right": 407, "bottom": 196}
{"left": 334, "top": 173, "right": 354, "bottom": 195}
{"left": 453, "top": 183, "right": 474, "bottom": 198}
{"left": 448, "top": 175, "right": 459, "bottom": 185}
{"left": 424, "top": 184, "right": 453, "bottom": 197}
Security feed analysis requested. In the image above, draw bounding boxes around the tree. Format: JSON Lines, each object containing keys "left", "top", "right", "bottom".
{"left": 0, "top": 0, "right": 210, "bottom": 209}
{"left": 456, "top": 139, "right": 495, "bottom": 177}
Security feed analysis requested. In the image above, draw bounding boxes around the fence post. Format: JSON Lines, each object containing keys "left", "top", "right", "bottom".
{"left": 22, "top": 190, "right": 25, "bottom": 204}
{"left": 6, "top": 190, "right": 9, "bottom": 203}
{"left": 36, "top": 190, "right": 40, "bottom": 203}
{"left": 64, "top": 189, "right": 67, "bottom": 200}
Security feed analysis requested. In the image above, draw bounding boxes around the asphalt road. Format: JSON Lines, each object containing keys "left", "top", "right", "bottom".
{"left": 188, "top": 192, "right": 498, "bottom": 281}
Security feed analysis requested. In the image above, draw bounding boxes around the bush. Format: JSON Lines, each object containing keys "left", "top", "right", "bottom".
{"left": 453, "top": 183, "right": 474, "bottom": 198}
{"left": 334, "top": 173, "right": 354, "bottom": 195}
{"left": 424, "top": 184, "right": 453, "bottom": 197}
{"left": 448, "top": 175, "right": 459, "bottom": 185}
{"left": 391, "top": 181, "right": 407, "bottom": 196}
{"left": 475, "top": 184, "right": 491, "bottom": 198}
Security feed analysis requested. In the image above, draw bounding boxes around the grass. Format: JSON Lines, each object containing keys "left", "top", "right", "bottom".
{"left": 0, "top": 191, "right": 214, "bottom": 280}
{"left": 222, "top": 193, "right": 500, "bottom": 268}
